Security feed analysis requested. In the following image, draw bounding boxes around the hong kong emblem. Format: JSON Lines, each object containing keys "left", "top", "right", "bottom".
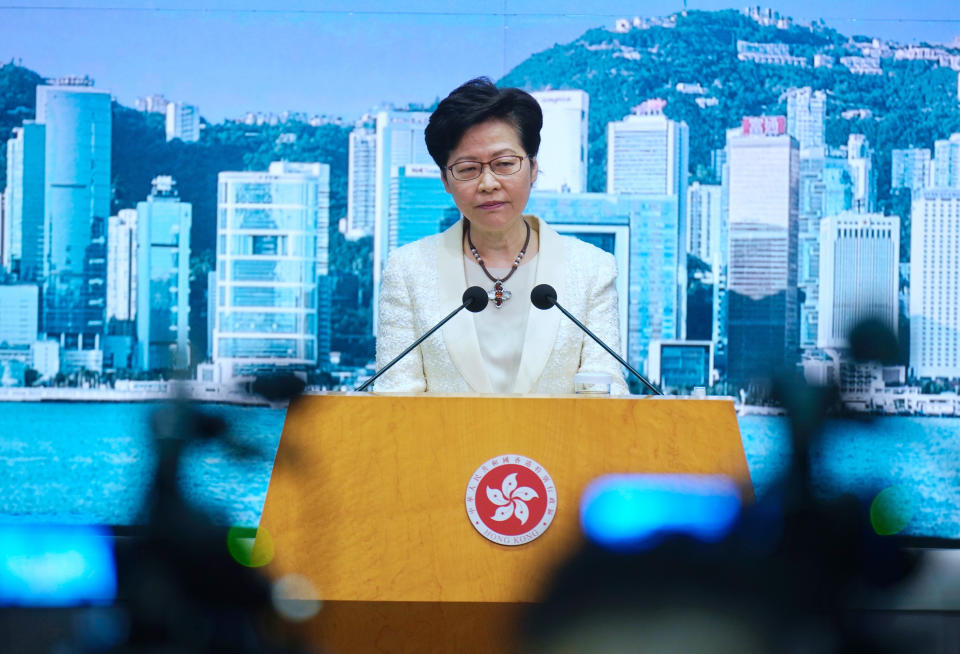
{"left": 465, "top": 454, "right": 557, "bottom": 546}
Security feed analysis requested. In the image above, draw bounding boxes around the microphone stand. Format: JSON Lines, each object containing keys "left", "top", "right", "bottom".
{"left": 550, "top": 299, "right": 663, "bottom": 396}
{"left": 355, "top": 293, "right": 484, "bottom": 392}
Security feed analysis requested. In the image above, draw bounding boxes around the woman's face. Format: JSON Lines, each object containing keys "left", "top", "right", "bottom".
{"left": 441, "top": 118, "right": 538, "bottom": 235}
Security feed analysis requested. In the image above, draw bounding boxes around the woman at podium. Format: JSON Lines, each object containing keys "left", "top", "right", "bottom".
{"left": 375, "top": 77, "right": 629, "bottom": 395}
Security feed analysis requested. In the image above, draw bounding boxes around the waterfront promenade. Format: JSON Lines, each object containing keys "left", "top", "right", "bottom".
{"left": 0, "top": 382, "right": 272, "bottom": 406}
{"left": 2, "top": 384, "right": 957, "bottom": 416}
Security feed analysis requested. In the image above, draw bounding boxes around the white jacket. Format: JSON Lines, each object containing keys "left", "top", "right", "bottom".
{"left": 375, "top": 216, "right": 629, "bottom": 394}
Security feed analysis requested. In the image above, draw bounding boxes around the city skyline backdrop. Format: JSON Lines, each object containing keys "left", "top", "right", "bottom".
{"left": 2, "top": 4, "right": 960, "bottom": 406}
{"left": 1, "top": 1, "right": 960, "bottom": 121}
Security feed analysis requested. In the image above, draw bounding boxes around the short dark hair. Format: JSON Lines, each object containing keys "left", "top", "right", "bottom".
{"left": 425, "top": 77, "right": 542, "bottom": 175}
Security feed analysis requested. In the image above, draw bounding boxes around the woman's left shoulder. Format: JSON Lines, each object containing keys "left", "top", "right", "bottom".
{"left": 565, "top": 236, "right": 612, "bottom": 259}
{"left": 557, "top": 233, "right": 616, "bottom": 269}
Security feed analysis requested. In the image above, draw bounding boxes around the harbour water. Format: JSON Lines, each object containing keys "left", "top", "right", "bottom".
{"left": 0, "top": 402, "right": 957, "bottom": 539}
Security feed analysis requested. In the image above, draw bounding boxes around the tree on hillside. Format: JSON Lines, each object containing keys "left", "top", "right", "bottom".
{"left": 0, "top": 63, "right": 44, "bottom": 193}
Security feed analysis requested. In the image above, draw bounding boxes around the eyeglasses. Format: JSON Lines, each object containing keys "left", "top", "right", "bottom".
{"left": 447, "top": 155, "right": 527, "bottom": 181}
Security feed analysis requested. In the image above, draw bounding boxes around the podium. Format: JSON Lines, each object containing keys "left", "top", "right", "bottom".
{"left": 254, "top": 394, "right": 750, "bottom": 653}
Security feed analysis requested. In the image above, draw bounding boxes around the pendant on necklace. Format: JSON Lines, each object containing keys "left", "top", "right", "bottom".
{"left": 488, "top": 280, "right": 512, "bottom": 308}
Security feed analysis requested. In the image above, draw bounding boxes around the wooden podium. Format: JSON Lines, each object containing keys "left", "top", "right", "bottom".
{"left": 254, "top": 394, "right": 750, "bottom": 653}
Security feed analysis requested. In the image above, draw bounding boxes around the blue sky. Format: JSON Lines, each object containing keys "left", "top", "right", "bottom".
{"left": 1, "top": 1, "right": 959, "bottom": 122}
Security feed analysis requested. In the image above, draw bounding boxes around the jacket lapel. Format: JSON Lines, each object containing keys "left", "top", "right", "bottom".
{"left": 438, "top": 219, "right": 494, "bottom": 393}
{"left": 513, "top": 216, "right": 563, "bottom": 393}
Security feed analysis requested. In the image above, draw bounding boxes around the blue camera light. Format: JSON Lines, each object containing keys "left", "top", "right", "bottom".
{"left": 0, "top": 524, "right": 117, "bottom": 607}
{"left": 580, "top": 475, "right": 742, "bottom": 551}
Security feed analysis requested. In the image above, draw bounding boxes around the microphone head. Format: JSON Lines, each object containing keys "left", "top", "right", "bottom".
{"left": 462, "top": 286, "right": 489, "bottom": 313}
{"left": 531, "top": 284, "right": 557, "bottom": 310}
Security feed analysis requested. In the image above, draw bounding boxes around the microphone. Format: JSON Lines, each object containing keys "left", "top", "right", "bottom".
{"left": 530, "top": 284, "right": 663, "bottom": 395}
{"left": 355, "top": 286, "right": 489, "bottom": 391}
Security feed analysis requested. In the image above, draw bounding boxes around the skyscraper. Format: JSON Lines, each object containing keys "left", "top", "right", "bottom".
{"left": 389, "top": 165, "right": 458, "bottom": 252}
{"left": 712, "top": 160, "right": 731, "bottom": 374}
{"left": 607, "top": 104, "right": 689, "bottom": 337}
{"left": 35, "top": 83, "right": 111, "bottom": 369}
{"left": 686, "top": 182, "right": 722, "bottom": 265}
{"left": 214, "top": 162, "right": 330, "bottom": 378}
{"left": 165, "top": 102, "right": 200, "bottom": 142}
{"left": 136, "top": 177, "right": 191, "bottom": 370}
{"left": 531, "top": 90, "right": 589, "bottom": 193}
{"left": 784, "top": 87, "right": 826, "bottom": 155}
{"left": 797, "top": 154, "right": 855, "bottom": 350}
{"left": 346, "top": 119, "right": 376, "bottom": 237}
{"left": 909, "top": 189, "right": 960, "bottom": 378}
{"left": 817, "top": 213, "right": 899, "bottom": 349}
{"left": 372, "top": 110, "right": 433, "bottom": 330}
{"left": 526, "top": 191, "right": 681, "bottom": 376}
{"left": 606, "top": 106, "right": 689, "bottom": 203}
{"left": 787, "top": 86, "right": 829, "bottom": 351}
{"left": 0, "top": 190, "right": 6, "bottom": 272}
{"left": 932, "top": 134, "right": 960, "bottom": 189}
{"left": 136, "top": 94, "right": 169, "bottom": 114}
{"left": 847, "top": 134, "right": 876, "bottom": 211}
{"left": 0, "top": 285, "right": 39, "bottom": 345}
{"left": 106, "top": 208, "right": 138, "bottom": 324}
{"left": 724, "top": 118, "right": 800, "bottom": 385}
{"left": 891, "top": 148, "right": 932, "bottom": 191}
{"left": 4, "top": 122, "right": 46, "bottom": 280}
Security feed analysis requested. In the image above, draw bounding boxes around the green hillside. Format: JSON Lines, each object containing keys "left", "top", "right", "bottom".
{"left": 3, "top": 9, "right": 960, "bottom": 366}
{"left": 0, "top": 62, "right": 44, "bottom": 183}
{"left": 499, "top": 9, "right": 960, "bottom": 208}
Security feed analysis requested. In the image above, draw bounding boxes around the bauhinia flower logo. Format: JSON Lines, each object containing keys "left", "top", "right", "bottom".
{"left": 486, "top": 472, "right": 539, "bottom": 525}
{"left": 466, "top": 455, "right": 557, "bottom": 545}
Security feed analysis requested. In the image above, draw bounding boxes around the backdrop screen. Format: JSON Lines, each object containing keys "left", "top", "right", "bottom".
{"left": 0, "top": 2, "right": 958, "bottom": 541}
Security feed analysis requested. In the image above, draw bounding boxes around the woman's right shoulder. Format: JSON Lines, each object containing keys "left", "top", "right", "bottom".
{"left": 385, "top": 233, "right": 444, "bottom": 268}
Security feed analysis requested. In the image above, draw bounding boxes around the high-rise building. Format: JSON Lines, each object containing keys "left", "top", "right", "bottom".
{"left": 711, "top": 148, "right": 727, "bottom": 181}
{"left": 712, "top": 160, "right": 731, "bottom": 374}
{"left": 606, "top": 107, "right": 689, "bottom": 202}
{"left": 136, "top": 177, "right": 191, "bottom": 370}
{"left": 389, "top": 165, "right": 458, "bottom": 252}
{"left": 648, "top": 340, "right": 713, "bottom": 389}
{"left": 788, "top": 87, "right": 833, "bottom": 350}
{"left": 346, "top": 119, "right": 376, "bottom": 237}
{"left": 606, "top": 106, "right": 689, "bottom": 337}
{"left": 136, "top": 94, "right": 169, "bottom": 114}
{"left": 797, "top": 155, "right": 855, "bottom": 349}
{"left": 909, "top": 189, "right": 960, "bottom": 378}
{"left": 531, "top": 90, "right": 589, "bottom": 193}
{"left": 846, "top": 133, "right": 876, "bottom": 211}
{"left": 214, "top": 162, "right": 330, "bottom": 378}
{"left": 784, "top": 87, "right": 826, "bottom": 155}
{"left": 687, "top": 182, "right": 724, "bottom": 345}
{"left": 372, "top": 110, "right": 433, "bottom": 330}
{"left": 0, "top": 190, "right": 6, "bottom": 272}
{"left": 0, "top": 285, "right": 39, "bottom": 345}
{"left": 526, "top": 191, "right": 682, "bottom": 376}
{"left": 724, "top": 118, "right": 800, "bottom": 385}
{"left": 206, "top": 270, "right": 217, "bottom": 360}
{"left": 107, "top": 209, "right": 138, "bottom": 325}
{"left": 686, "top": 182, "right": 722, "bottom": 265}
{"left": 817, "top": 213, "right": 899, "bottom": 349}
{"left": 103, "top": 206, "right": 138, "bottom": 371}
{"left": 932, "top": 134, "right": 960, "bottom": 188}
{"left": 4, "top": 121, "right": 46, "bottom": 280}
{"left": 165, "top": 102, "right": 200, "bottom": 142}
{"left": 35, "top": 84, "right": 111, "bottom": 366}
{"left": 0, "top": 284, "right": 51, "bottom": 383}
{"left": 891, "top": 148, "right": 932, "bottom": 191}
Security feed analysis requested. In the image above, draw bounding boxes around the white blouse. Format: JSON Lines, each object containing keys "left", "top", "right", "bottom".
{"left": 463, "top": 254, "right": 539, "bottom": 393}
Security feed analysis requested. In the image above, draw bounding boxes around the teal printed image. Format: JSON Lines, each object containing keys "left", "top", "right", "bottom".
{"left": 0, "top": 2, "right": 959, "bottom": 540}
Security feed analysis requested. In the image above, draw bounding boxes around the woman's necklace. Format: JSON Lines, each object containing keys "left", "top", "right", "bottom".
{"left": 465, "top": 219, "right": 531, "bottom": 309}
